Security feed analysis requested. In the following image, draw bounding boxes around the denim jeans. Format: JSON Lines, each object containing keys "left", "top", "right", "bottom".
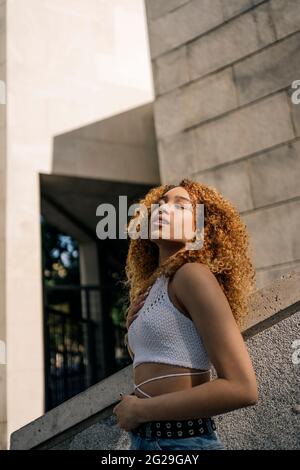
{"left": 128, "top": 422, "right": 225, "bottom": 451}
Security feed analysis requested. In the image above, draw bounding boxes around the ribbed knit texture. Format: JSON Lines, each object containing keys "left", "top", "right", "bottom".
{"left": 127, "top": 274, "right": 212, "bottom": 370}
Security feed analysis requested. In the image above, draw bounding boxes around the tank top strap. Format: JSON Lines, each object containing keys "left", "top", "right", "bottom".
{"left": 134, "top": 371, "right": 209, "bottom": 388}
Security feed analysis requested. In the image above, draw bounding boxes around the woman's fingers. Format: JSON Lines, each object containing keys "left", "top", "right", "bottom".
{"left": 138, "top": 289, "right": 150, "bottom": 302}
{"left": 126, "top": 288, "right": 151, "bottom": 328}
{"left": 127, "top": 314, "right": 138, "bottom": 327}
{"left": 126, "top": 301, "right": 144, "bottom": 327}
{"left": 132, "top": 289, "right": 150, "bottom": 313}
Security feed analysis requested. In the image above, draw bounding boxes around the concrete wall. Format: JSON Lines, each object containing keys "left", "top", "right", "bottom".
{"left": 33, "top": 312, "right": 300, "bottom": 450}
{"left": 9, "top": 272, "right": 300, "bottom": 450}
{"left": 2, "top": 0, "right": 153, "bottom": 450}
{"left": 216, "top": 312, "right": 300, "bottom": 449}
{"left": 144, "top": 0, "right": 300, "bottom": 288}
{"left": 0, "top": 0, "right": 6, "bottom": 452}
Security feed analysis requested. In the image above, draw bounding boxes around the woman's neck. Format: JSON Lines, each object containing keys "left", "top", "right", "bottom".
{"left": 158, "top": 242, "right": 185, "bottom": 266}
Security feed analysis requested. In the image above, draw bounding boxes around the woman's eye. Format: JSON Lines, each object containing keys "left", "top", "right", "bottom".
{"left": 157, "top": 200, "right": 192, "bottom": 211}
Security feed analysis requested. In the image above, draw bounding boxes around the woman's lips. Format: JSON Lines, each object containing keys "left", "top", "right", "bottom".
{"left": 153, "top": 220, "right": 169, "bottom": 227}
{"left": 153, "top": 220, "right": 169, "bottom": 226}
{"left": 151, "top": 215, "right": 170, "bottom": 226}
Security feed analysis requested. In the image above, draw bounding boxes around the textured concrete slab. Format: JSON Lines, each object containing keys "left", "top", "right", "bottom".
{"left": 10, "top": 271, "right": 300, "bottom": 450}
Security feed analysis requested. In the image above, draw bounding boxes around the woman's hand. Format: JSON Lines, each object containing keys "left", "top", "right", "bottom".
{"left": 113, "top": 394, "right": 144, "bottom": 432}
{"left": 126, "top": 287, "right": 151, "bottom": 330}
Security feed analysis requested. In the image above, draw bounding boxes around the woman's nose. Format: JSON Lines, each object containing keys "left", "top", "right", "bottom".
{"left": 158, "top": 202, "right": 171, "bottom": 214}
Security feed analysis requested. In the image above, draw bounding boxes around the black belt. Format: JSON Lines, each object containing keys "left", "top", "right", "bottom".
{"left": 132, "top": 417, "right": 216, "bottom": 439}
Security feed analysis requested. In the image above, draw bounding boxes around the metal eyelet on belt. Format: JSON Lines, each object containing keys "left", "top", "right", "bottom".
{"left": 134, "top": 417, "right": 216, "bottom": 439}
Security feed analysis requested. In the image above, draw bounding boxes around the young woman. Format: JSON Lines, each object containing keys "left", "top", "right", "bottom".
{"left": 113, "top": 178, "right": 258, "bottom": 451}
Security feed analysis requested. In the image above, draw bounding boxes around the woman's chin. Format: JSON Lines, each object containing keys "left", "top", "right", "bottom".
{"left": 150, "top": 227, "right": 171, "bottom": 239}
{"left": 149, "top": 232, "right": 186, "bottom": 244}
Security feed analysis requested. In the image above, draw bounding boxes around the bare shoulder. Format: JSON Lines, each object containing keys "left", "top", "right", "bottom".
{"left": 172, "top": 262, "right": 229, "bottom": 320}
{"left": 173, "top": 262, "right": 218, "bottom": 290}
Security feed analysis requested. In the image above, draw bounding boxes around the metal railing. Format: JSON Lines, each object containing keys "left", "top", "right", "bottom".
{"left": 43, "top": 283, "right": 130, "bottom": 410}
{"left": 43, "top": 285, "right": 99, "bottom": 410}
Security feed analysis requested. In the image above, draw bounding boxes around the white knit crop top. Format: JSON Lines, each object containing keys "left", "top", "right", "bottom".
{"left": 127, "top": 274, "right": 212, "bottom": 371}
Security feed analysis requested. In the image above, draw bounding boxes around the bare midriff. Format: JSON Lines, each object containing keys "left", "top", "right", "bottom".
{"left": 132, "top": 362, "right": 211, "bottom": 399}
{"left": 130, "top": 277, "right": 211, "bottom": 399}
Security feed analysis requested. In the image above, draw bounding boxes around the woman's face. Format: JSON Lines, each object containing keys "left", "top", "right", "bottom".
{"left": 148, "top": 186, "right": 196, "bottom": 244}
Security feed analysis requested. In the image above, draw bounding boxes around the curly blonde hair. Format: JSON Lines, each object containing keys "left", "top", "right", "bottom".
{"left": 123, "top": 178, "right": 256, "bottom": 345}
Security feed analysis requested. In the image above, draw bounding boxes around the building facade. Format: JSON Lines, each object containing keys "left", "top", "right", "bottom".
{"left": 1, "top": 0, "right": 300, "bottom": 450}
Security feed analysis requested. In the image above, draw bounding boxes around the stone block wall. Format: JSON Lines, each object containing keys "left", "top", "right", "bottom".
{"left": 144, "top": 0, "right": 300, "bottom": 288}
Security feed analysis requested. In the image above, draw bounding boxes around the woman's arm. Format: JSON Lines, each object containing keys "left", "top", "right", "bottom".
{"left": 136, "top": 262, "right": 258, "bottom": 423}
